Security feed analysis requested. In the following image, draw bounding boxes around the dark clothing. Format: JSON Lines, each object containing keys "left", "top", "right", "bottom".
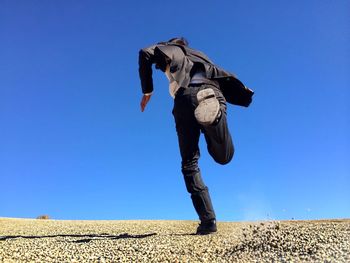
{"left": 173, "top": 84, "right": 234, "bottom": 165}
{"left": 138, "top": 41, "right": 251, "bottom": 223}
{"left": 139, "top": 43, "right": 254, "bottom": 107}
{"left": 172, "top": 83, "right": 234, "bottom": 222}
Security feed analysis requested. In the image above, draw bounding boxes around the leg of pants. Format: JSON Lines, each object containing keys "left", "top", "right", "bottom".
{"left": 175, "top": 84, "right": 234, "bottom": 165}
{"left": 172, "top": 87, "right": 216, "bottom": 222}
{"left": 202, "top": 85, "right": 234, "bottom": 164}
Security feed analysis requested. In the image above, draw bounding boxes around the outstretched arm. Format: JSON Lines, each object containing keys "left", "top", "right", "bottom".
{"left": 138, "top": 45, "right": 157, "bottom": 112}
{"left": 138, "top": 43, "right": 171, "bottom": 111}
{"left": 140, "top": 93, "right": 152, "bottom": 112}
{"left": 138, "top": 45, "right": 157, "bottom": 95}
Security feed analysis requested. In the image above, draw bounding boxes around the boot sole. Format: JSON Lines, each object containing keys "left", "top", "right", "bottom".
{"left": 196, "top": 229, "right": 218, "bottom": 235}
{"left": 194, "top": 88, "right": 220, "bottom": 126}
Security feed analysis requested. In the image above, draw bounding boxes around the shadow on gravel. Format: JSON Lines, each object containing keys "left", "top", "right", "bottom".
{"left": 170, "top": 233, "right": 197, "bottom": 236}
{"left": 0, "top": 233, "right": 157, "bottom": 243}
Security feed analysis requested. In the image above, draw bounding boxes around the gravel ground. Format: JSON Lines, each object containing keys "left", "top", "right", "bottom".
{"left": 0, "top": 218, "right": 349, "bottom": 262}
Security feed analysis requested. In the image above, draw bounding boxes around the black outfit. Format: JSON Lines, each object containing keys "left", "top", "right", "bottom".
{"left": 139, "top": 42, "right": 253, "bottom": 107}
{"left": 138, "top": 41, "right": 253, "bottom": 224}
{"left": 173, "top": 83, "right": 233, "bottom": 222}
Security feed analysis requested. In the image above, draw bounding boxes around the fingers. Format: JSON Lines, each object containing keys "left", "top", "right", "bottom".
{"left": 141, "top": 99, "right": 146, "bottom": 112}
{"left": 140, "top": 94, "right": 151, "bottom": 112}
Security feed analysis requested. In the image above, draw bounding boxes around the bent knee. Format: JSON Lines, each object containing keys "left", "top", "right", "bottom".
{"left": 214, "top": 150, "right": 234, "bottom": 165}
{"left": 215, "top": 157, "right": 232, "bottom": 165}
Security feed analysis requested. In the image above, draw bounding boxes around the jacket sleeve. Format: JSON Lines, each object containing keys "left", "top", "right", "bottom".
{"left": 138, "top": 45, "right": 157, "bottom": 94}
{"left": 209, "top": 64, "right": 254, "bottom": 107}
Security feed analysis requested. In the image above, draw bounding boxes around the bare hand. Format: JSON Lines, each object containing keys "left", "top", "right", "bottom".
{"left": 140, "top": 94, "right": 152, "bottom": 112}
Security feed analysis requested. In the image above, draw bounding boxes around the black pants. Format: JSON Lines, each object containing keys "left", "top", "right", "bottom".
{"left": 172, "top": 83, "right": 234, "bottom": 222}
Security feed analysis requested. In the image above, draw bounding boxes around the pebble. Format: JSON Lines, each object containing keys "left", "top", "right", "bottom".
{"left": 0, "top": 218, "right": 349, "bottom": 262}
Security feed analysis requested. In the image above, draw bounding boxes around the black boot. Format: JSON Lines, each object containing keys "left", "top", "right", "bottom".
{"left": 183, "top": 172, "right": 216, "bottom": 223}
{"left": 182, "top": 169, "right": 217, "bottom": 234}
{"left": 196, "top": 219, "right": 217, "bottom": 235}
{"left": 190, "top": 189, "right": 216, "bottom": 222}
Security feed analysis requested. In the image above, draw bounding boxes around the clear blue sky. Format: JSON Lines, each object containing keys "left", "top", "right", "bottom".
{"left": 1, "top": 0, "right": 349, "bottom": 221}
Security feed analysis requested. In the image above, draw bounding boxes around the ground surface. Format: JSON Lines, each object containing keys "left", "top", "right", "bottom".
{"left": 0, "top": 218, "right": 349, "bottom": 262}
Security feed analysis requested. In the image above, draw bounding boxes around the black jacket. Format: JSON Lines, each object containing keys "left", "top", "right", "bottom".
{"left": 138, "top": 42, "right": 254, "bottom": 107}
